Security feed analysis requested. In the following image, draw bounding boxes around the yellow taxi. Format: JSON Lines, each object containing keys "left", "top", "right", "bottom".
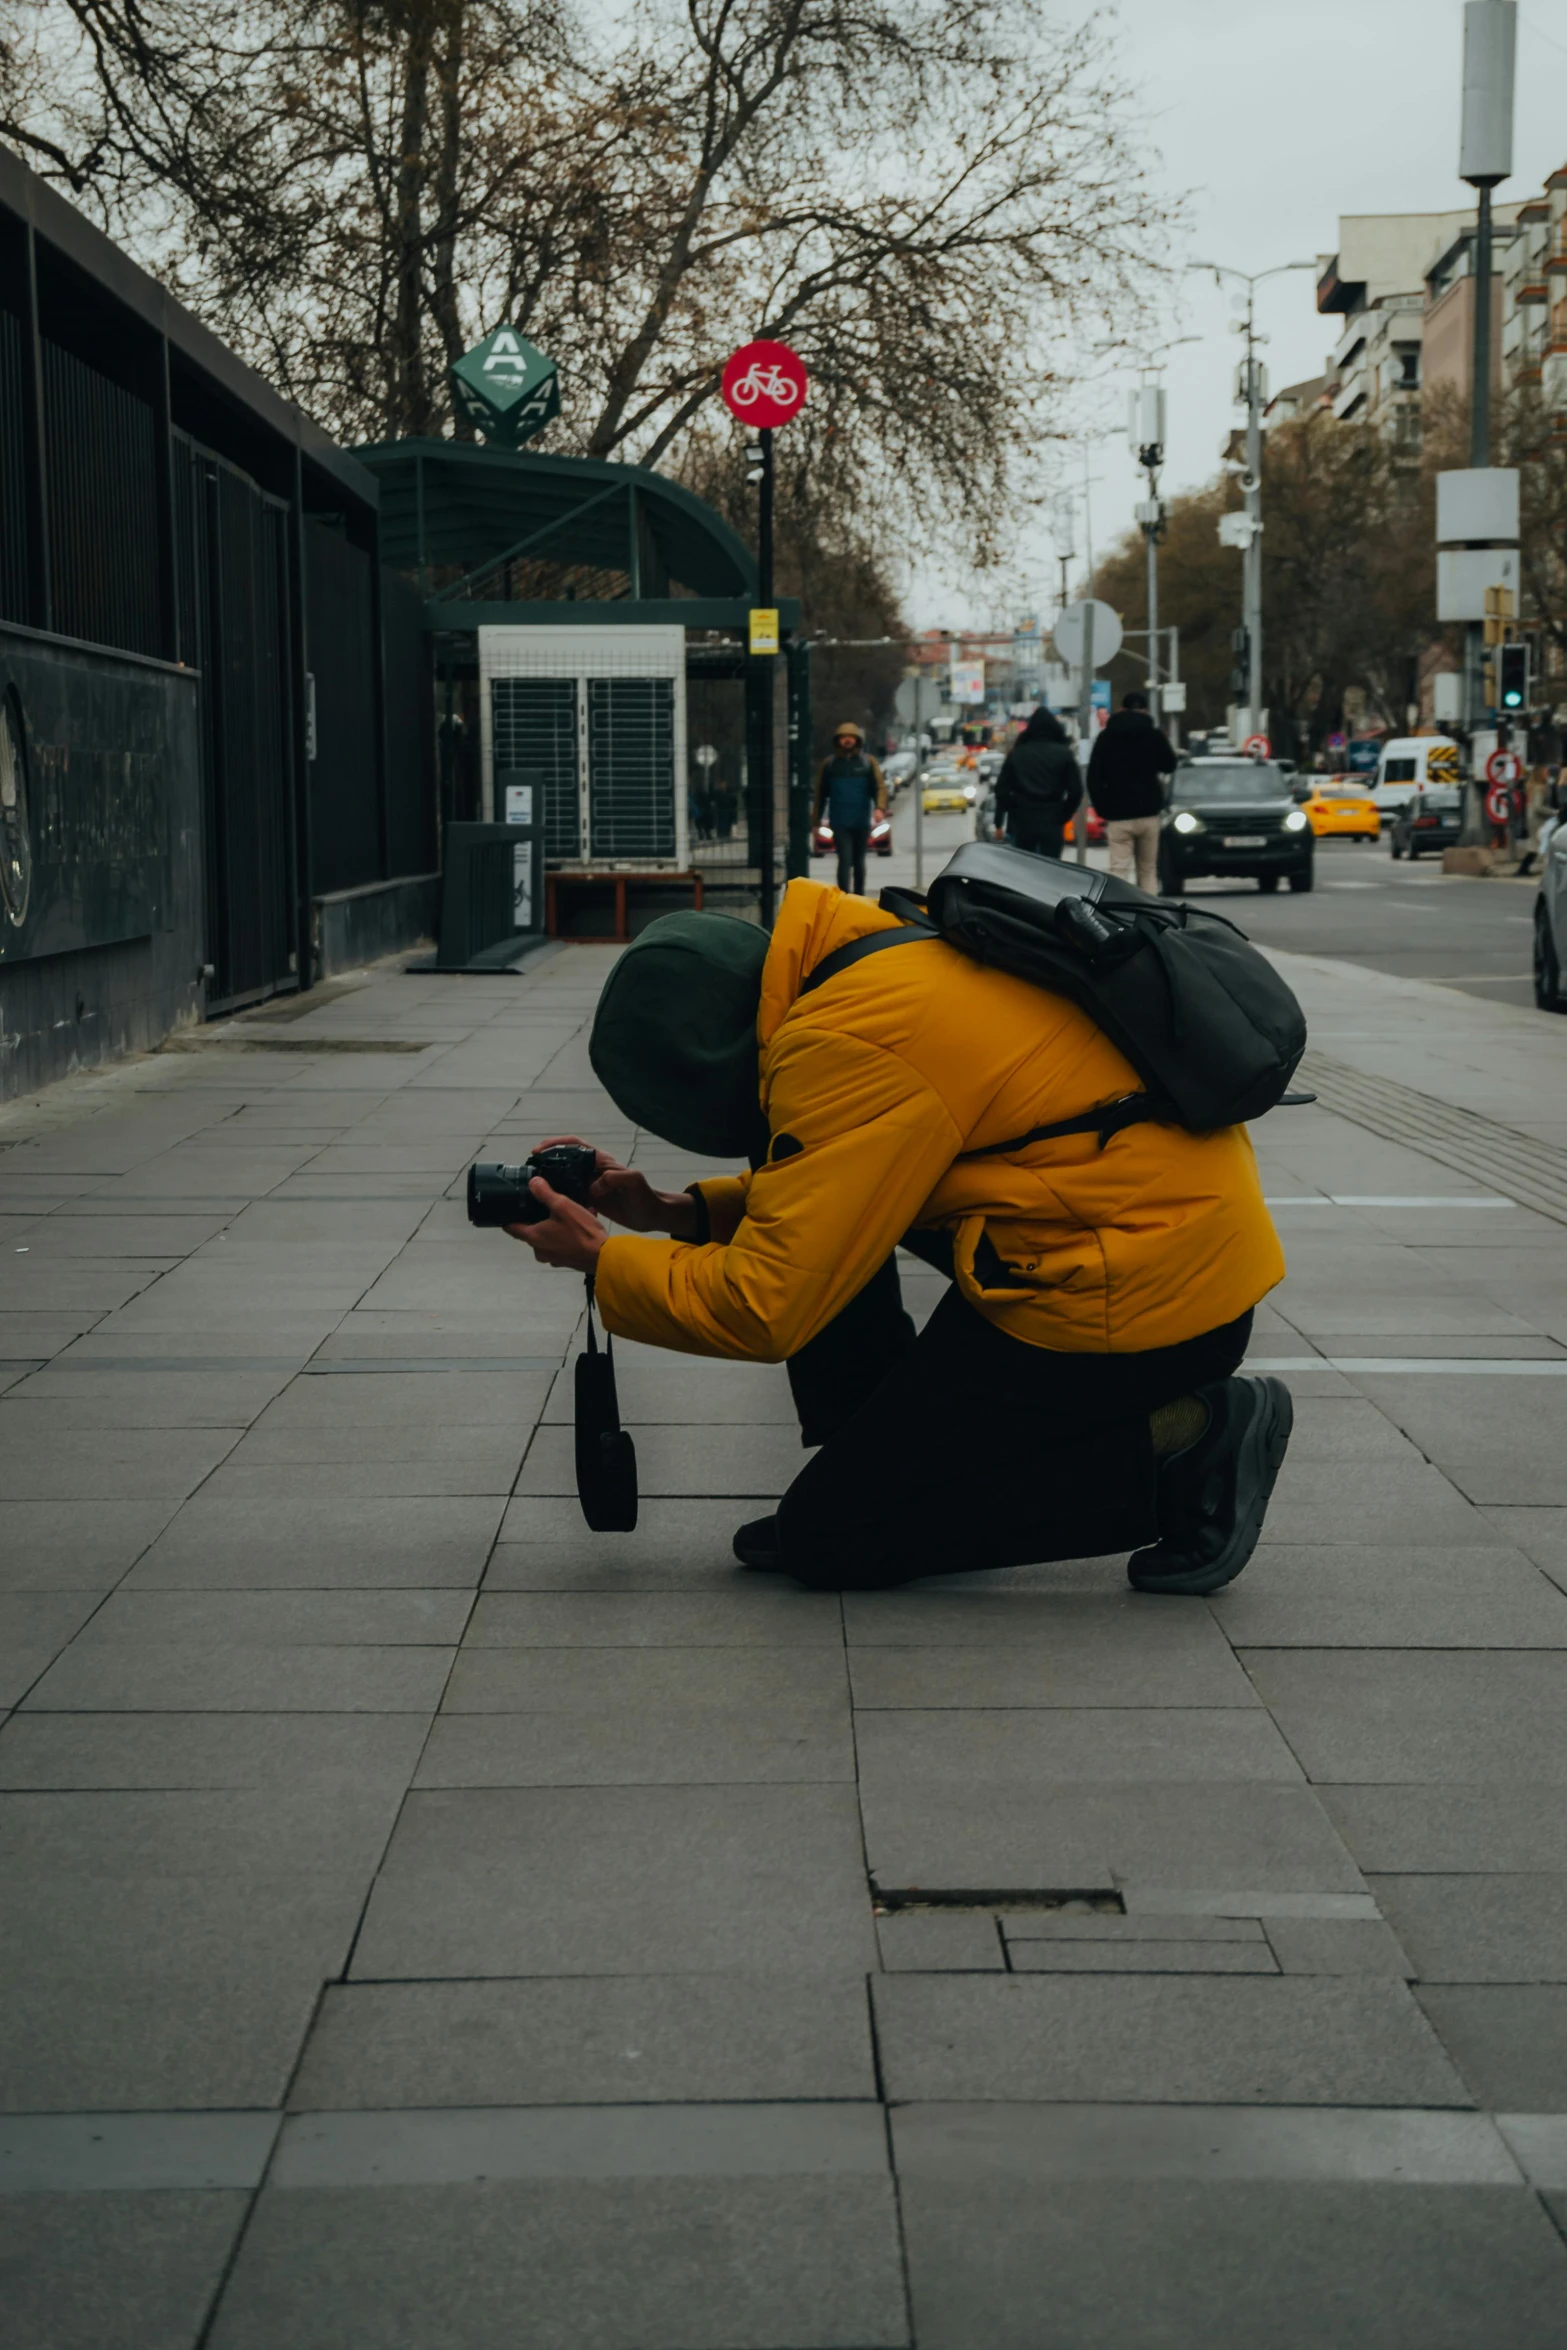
{"left": 1302, "top": 776, "right": 1379, "bottom": 841}
{"left": 922, "top": 770, "right": 976, "bottom": 815}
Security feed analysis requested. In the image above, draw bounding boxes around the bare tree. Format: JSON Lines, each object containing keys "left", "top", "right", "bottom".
{"left": 11, "top": 0, "right": 1170, "bottom": 545}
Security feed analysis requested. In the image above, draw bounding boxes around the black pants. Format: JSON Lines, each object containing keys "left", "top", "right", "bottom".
{"left": 780, "top": 1252, "right": 1251, "bottom": 1588}
{"left": 835, "top": 825, "right": 870, "bottom": 894}
{"left": 1008, "top": 819, "right": 1066, "bottom": 860}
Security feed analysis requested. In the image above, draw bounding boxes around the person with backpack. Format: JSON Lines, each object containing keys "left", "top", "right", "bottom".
{"left": 503, "top": 863, "right": 1294, "bottom": 1599}
{"left": 812, "top": 721, "right": 887, "bottom": 895}
{"left": 993, "top": 706, "right": 1082, "bottom": 858}
{"left": 1088, "top": 690, "right": 1178, "bottom": 893}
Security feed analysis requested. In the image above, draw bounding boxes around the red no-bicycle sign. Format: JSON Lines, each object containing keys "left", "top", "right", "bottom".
{"left": 1485, "top": 747, "right": 1523, "bottom": 788}
{"left": 721, "top": 339, "right": 809, "bottom": 428}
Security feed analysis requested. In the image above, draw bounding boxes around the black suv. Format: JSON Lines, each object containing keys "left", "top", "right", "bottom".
{"left": 1159, "top": 758, "right": 1314, "bottom": 895}
{"left": 1388, "top": 787, "right": 1462, "bottom": 861}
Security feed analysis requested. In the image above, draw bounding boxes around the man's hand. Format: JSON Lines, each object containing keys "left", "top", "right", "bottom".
{"left": 532, "top": 1134, "right": 698, "bottom": 1239}
{"left": 505, "top": 1179, "right": 607, "bottom": 1272}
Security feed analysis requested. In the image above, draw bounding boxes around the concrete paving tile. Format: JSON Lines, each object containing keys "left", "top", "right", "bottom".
{"left": 850, "top": 1629, "right": 1254, "bottom": 1706}
{"left": 227, "top": 1423, "right": 530, "bottom": 1472}
{"left": 0, "top": 1499, "right": 181, "bottom": 1591}
{"left": 893, "top": 2099, "right": 1521, "bottom": 2183}
{"left": 0, "top": 1880, "right": 362, "bottom": 2107}
{"left": 290, "top": 1976, "right": 877, "bottom": 2107}
{"left": 0, "top": 1784, "right": 404, "bottom": 1881}
{"left": 205, "top": 2175, "right": 908, "bottom": 2350}
{"left": 16, "top": 1213, "right": 231, "bottom": 1255}
{"left": 493, "top": 1493, "right": 744, "bottom": 1561}
{"left": 0, "top": 2190, "right": 249, "bottom": 2350}
{"left": 539, "top": 1362, "right": 799, "bottom": 1425}
{"left": 1372, "top": 1875, "right": 1567, "bottom": 1983}
{"left": 441, "top": 1644, "right": 848, "bottom": 1713}
{"left": 1322, "top": 1785, "right": 1567, "bottom": 1874}
{"left": 466, "top": 1589, "right": 841, "bottom": 1647}
{"left": 1281, "top": 1403, "right": 1425, "bottom": 1460}
{"left": 1420, "top": 1988, "right": 1567, "bottom": 2110}
{"left": 0, "top": 1370, "right": 293, "bottom": 1425}
{"left": 1241, "top": 1651, "right": 1567, "bottom": 1781}
{"left": 1000, "top": 1915, "right": 1268, "bottom": 1945}
{"left": 0, "top": 1260, "right": 163, "bottom": 1312}
{"left": 0, "top": 1422, "right": 242, "bottom": 1501}
{"left": 258, "top": 1370, "right": 552, "bottom": 1426}
{"left": 0, "top": 1314, "right": 102, "bottom": 1357}
{"left": 0, "top": 1709, "right": 428, "bottom": 1789}
{"left": 1248, "top": 1493, "right": 1503, "bottom": 1547}
{"left": 1006, "top": 1940, "right": 1277, "bottom": 1973}
{"left": 896, "top": 2177, "right": 1567, "bottom": 2350}
{"left": 1213, "top": 1548, "right": 1567, "bottom": 1647}
{"left": 200, "top": 1457, "right": 524, "bottom": 1498}
{"left": 843, "top": 1588, "right": 1249, "bottom": 1661}
{"left": 415, "top": 1706, "right": 853, "bottom": 1786}
{"left": 352, "top": 1785, "right": 877, "bottom": 1977}
{"left": 855, "top": 1709, "right": 1303, "bottom": 1784}
{"left": 0, "top": 2109, "right": 276, "bottom": 2191}
{"left": 863, "top": 1781, "right": 1365, "bottom": 1896}
{"left": 23, "top": 1642, "right": 454, "bottom": 1712}
{"left": 75, "top": 1588, "right": 472, "bottom": 1646}
{"left": 0, "top": 1594, "right": 103, "bottom": 1671}
{"left": 871, "top": 1975, "right": 1466, "bottom": 2103}
{"left": 270, "top": 2100, "right": 888, "bottom": 2185}
{"left": 516, "top": 1421, "right": 802, "bottom": 1497}
{"left": 1264, "top": 1919, "right": 1414, "bottom": 1976}
{"left": 480, "top": 1540, "right": 757, "bottom": 1592}
{"left": 1449, "top": 1462, "right": 1567, "bottom": 1505}
{"left": 877, "top": 1911, "right": 1006, "bottom": 1971}
{"left": 124, "top": 1495, "right": 505, "bottom": 1588}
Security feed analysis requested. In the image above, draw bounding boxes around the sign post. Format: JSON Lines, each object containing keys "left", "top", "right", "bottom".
{"left": 1054, "top": 600, "right": 1123, "bottom": 866}
{"left": 449, "top": 329, "right": 560, "bottom": 447}
{"left": 722, "top": 339, "right": 809, "bottom": 926}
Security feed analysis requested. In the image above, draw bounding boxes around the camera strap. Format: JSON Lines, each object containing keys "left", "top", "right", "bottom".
{"left": 576, "top": 1275, "right": 638, "bottom": 1533}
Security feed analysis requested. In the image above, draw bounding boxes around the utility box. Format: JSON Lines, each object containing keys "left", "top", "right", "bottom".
{"left": 479, "top": 625, "right": 688, "bottom": 871}
{"left": 1435, "top": 468, "right": 1519, "bottom": 545}
{"left": 435, "top": 821, "right": 545, "bottom": 971}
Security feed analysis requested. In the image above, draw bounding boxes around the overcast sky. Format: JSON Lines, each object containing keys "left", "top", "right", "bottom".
{"left": 908, "top": 0, "right": 1567, "bottom": 631}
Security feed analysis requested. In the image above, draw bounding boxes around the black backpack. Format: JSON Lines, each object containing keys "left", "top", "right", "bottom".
{"left": 799, "top": 840, "right": 1309, "bottom": 1148}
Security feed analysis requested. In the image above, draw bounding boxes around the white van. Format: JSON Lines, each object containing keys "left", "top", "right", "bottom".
{"left": 1371, "top": 736, "right": 1462, "bottom": 814}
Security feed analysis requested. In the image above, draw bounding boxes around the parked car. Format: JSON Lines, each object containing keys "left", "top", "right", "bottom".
{"left": 811, "top": 808, "right": 893, "bottom": 860}
{"left": 1533, "top": 814, "right": 1567, "bottom": 1010}
{"left": 1389, "top": 787, "right": 1463, "bottom": 861}
{"left": 1159, "top": 758, "right": 1314, "bottom": 894}
{"left": 1302, "top": 779, "right": 1379, "bottom": 841}
{"left": 881, "top": 750, "right": 916, "bottom": 791}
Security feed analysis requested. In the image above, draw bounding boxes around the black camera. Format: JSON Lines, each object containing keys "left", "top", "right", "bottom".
{"left": 466, "top": 1142, "right": 599, "bottom": 1227}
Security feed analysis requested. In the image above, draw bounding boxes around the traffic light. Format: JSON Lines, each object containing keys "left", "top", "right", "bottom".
{"left": 1498, "top": 642, "right": 1529, "bottom": 714}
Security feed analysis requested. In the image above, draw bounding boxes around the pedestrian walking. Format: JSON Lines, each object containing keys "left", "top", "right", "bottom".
{"left": 1087, "top": 690, "right": 1178, "bottom": 894}
{"left": 1517, "top": 765, "right": 1552, "bottom": 875}
{"left": 812, "top": 722, "right": 887, "bottom": 896}
{"left": 710, "top": 775, "right": 737, "bottom": 842}
{"left": 993, "top": 706, "right": 1082, "bottom": 859}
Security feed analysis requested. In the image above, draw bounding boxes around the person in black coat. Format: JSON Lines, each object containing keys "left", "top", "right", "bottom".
{"left": 993, "top": 707, "right": 1083, "bottom": 859}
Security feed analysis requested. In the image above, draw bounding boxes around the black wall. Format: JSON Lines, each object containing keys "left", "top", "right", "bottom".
{"left": 0, "top": 626, "right": 203, "bottom": 1097}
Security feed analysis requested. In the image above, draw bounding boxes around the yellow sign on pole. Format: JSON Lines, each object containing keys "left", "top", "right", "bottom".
{"left": 748, "top": 607, "right": 780, "bottom": 656}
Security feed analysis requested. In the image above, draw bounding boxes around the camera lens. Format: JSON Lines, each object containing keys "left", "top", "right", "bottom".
{"left": 466, "top": 1161, "right": 539, "bottom": 1227}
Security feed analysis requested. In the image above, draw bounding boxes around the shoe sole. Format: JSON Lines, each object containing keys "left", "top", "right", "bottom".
{"left": 1130, "top": 1376, "right": 1295, "bottom": 1597}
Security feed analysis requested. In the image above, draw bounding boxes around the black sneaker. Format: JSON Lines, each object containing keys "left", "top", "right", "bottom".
{"left": 733, "top": 1515, "right": 782, "bottom": 1571}
{"left": 1128, "top": 1375, "right": 1293, "bottom": 1597}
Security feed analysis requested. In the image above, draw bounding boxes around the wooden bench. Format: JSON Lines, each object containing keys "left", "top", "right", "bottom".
{"left": 546, "top": 870, "right": 706, "bottom": 943}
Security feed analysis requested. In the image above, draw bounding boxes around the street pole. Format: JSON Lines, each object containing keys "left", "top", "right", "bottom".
{"left": 913, "top": 675, "right": 926, "bottom": 892}
{"left": 1145, "top": 499, "right": 1159, "bottom": 723}
{"left": 757, "top": 426, "right": 775, "bottom": 924}
{"left": 1074, "top": 600, "right": 1095, "bottom": 866}
{"left": 1244, "top": 300, "right": 1264, "bottom": 738}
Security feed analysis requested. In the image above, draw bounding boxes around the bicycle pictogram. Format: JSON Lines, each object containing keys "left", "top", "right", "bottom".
{"left": 728, "top": 361, "right": 802, "bottom": 410}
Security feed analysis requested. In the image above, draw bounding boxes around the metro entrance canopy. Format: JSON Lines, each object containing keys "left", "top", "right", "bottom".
{"left": 353, "top": 436, "right": 800, "bottom": 634}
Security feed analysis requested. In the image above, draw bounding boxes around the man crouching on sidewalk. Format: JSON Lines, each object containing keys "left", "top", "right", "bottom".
{"left": 504, "top": 880, "right": 1292, "bottom": 1593}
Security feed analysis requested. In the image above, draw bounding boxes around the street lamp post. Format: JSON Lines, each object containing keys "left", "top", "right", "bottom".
{"left": 1129, "top": 383, "right": 1167, "bottom": 722}
{"left": 1195, "top": 260, "right": 1318, "bottom": 745}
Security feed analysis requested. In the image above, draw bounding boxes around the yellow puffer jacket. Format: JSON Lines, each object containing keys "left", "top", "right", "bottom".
{"left": 595, "top": 879, "right": 1284, "bottom": 1361}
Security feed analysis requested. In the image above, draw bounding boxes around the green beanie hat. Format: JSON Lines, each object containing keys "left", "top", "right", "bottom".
{"left": 589, "top": 912, "right": 770, "bottom": 1158}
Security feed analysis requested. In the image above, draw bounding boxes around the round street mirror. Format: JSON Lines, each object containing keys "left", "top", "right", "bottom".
{"left": 694, "top": 744, "right": 718, "bottom": 767}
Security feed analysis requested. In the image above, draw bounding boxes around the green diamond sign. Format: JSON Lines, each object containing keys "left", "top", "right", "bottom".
{"left": 449, "top": 328, "right": 560, "bottom": 447}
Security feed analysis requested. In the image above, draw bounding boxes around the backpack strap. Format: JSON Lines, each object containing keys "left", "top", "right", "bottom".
{"left": 958, "top": 1092, "right": 1158, "bottom": 1158}
{"left": 797, "top": 924, "right": 937, "bottom": 998}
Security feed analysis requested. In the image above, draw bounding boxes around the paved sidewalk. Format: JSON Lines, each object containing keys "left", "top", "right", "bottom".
{"left": 4, "top": 936, "right": 1567, "bottom": 2347}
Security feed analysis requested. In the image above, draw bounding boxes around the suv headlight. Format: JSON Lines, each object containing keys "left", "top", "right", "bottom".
{"left": 1283, "top": 808, "right": 1309, "bottom": 832}
{"left": 1172, "top": 810, "right": 1202, "bottom": 835}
